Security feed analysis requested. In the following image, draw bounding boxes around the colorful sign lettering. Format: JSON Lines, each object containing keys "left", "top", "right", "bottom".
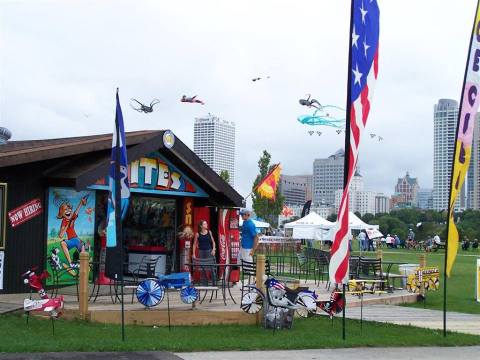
{"left": 90, "top": 152, "right": 207, "bottom": 197}
{"left": 8, "top": 198, "right": 43, "bottom": 228}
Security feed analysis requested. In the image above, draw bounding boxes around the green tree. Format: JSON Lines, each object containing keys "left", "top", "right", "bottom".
{"left": 362, "top": 213, "right": 375, "bottom": 224}
{"left": 219, "top": 170, "right": 230, "bottom": 183}
{"left": 327, "top": 213, "right": 337, "bottom": 222}
{"left": 251, "top": 150, "right": 284, "bottom": 227}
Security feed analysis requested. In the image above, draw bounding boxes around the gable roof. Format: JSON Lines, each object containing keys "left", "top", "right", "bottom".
{"left": 0, "top": 130, "right": 243, "bottom": 207}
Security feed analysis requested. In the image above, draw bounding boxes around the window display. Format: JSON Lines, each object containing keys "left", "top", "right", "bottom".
{"left": 123, "top": 196, "right": 176, "bottom": 252}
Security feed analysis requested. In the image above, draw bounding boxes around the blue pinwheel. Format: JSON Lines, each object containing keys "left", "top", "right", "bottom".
{"left": 180, "top": 286, "right": 199, "bottom": 304}
{"left": 136, "top": 279, "right": 165, "bottom": 307}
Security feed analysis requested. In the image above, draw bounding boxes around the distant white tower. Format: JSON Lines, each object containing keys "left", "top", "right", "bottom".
{"left": 194, "top": 114, "right": 236, "bottom": 187}
{"left": 433, "top": 99, "right": 464, "bottom": 211}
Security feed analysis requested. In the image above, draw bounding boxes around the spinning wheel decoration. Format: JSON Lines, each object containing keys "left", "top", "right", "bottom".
{"left": 180, "top": 286, "right": 199, "bottom": 304}
{"left": 136, "top": 279, "right": 165, "bottom": 307}
{"left": 240, "top": 290, "right": 264, "bottom": 314}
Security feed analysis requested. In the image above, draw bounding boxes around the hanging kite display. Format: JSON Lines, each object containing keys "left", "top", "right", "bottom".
{"left": 181, "top": 95, "right": 205, "bottom": 105}
{"left": 130, "top": 98, "right": 160, "bottom": 113}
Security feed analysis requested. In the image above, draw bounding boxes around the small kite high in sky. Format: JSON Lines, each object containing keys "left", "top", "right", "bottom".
{"left": 130, "top": 98, "right": 160, "bottom": 113}
{"left": 181, "top": 95, "right": 205, "bottom": 105}
{"left": 252, "top": 76, "right": 270, "bottom": 82}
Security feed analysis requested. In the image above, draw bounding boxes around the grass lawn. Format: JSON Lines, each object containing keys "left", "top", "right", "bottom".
{"left": 352, "top": 247, "right": 480, "bottom": 314}
{"left": 1, "top": 313, "right": 479, "bottom": 353}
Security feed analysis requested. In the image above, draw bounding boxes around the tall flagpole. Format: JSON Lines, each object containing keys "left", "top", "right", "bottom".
{"left": 443, "top": 1, "right": 479, "bottom": 337}
{"left": 115, "top": 88, "right": 126, "bottom": 341}
{"left": 341, "top": 0, "right": 355, "bottom": 341}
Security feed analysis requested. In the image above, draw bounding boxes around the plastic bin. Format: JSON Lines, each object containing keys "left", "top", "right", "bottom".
{"left": 398, "top": 263, "right": 419, "bottom": 288}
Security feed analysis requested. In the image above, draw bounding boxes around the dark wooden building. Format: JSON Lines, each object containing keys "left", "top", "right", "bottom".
{"left": 0, "top": 130, "right": 243, "bottom": 293}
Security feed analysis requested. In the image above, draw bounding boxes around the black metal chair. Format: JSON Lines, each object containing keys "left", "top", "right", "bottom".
{"left": 357, "top": 257, "right": 384, "bottom": 291}
{"left": 192, "top": 257, "right": 219, "bottom": 303}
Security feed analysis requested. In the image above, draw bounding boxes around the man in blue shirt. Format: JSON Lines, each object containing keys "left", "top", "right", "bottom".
{"left": 240, "top": 208, "right": 259, "bottom": 263}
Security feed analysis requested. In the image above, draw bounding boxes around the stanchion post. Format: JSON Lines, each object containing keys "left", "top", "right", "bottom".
{"left": 79, "top": 252, "right": 89, "bottom": 320}
{"left": 420, "top": 253, "right": 427, "bottom": 303}
{"left": 256, "top": 254, "right": 266, "bottom": 325}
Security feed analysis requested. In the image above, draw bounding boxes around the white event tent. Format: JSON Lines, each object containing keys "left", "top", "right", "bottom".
{"left": 285, "top": 211, "right": 383, "bottom": 240}
{"left": 284, "top": 212, "right": 334, "bottom": 240}
{"left": 239, "top": 217, "right": 271, "bottom": 229}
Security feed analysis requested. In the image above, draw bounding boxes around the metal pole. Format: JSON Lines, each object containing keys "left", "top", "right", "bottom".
{"left": 341, "top": 0, "right": 355, "bottom": 342}
{"left": 342, "top": 284, "right": 346, "bottom": 340}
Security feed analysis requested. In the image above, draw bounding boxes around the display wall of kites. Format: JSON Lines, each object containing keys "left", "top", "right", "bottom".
{"left": 298, "top": 94, "right": 383, "bottom": 140}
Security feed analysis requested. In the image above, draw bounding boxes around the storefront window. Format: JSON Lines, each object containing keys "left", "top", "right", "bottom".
{"left": 123, "top": 196, "right": 176, "bottom": 252}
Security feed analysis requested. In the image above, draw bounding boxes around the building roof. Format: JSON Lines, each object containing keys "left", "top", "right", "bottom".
{"left": 0, "top": 130, "right": 243, "bottom": 207}
{"left": 397, "top": 172, "right": 418, "bottom": 187}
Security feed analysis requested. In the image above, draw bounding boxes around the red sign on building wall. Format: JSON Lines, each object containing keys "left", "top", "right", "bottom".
{"left": 8, "top": 198, "right": 43, "bottom": 228}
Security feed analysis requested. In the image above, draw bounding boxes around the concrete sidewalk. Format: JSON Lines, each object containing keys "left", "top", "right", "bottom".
{"left": 177, "top": 347, "right": 480, "bottom": 360}
{"left": 344, "top": 304, "right": 480, "bottom": 335}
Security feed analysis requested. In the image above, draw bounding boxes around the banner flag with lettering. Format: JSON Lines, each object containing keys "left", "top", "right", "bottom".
{"left": 447, "top": 0, "right": 480, "bottom": 277}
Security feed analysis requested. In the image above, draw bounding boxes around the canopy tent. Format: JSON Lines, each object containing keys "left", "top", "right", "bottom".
{"left": 284, "top": 212, "right": 334, "bottom": 240}
{"left": 286, "top": 211, "right": 383, "bottom": 241}
{"left": 239, "top": 217, "right": 271, "bottom": 229}
{"left": 327, "top": 212, "right": 383, "bottom": 239}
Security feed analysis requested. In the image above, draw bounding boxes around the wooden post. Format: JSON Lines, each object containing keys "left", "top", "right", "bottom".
{"left": 79, "top": 252, "right": 89, "bottom": 320}
{"left": 376, "top": 249, "right": 383, "bottom": 261}
{"left": 255, "top": 254, "right": 266, "bottom": 325}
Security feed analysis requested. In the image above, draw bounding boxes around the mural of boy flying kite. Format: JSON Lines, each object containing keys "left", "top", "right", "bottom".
{"left": 57, "top": 195, "right": 90, "bottom": 269}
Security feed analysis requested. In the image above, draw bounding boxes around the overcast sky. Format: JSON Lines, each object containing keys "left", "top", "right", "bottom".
{"left": 0, "top": 0, "right": 476, "bottom": 198}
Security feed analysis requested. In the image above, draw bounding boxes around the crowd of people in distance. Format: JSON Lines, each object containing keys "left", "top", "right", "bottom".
{"left": 354, "top": 227, "right": 479, "bottom": 252}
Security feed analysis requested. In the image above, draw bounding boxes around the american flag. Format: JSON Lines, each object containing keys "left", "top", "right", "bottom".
{"left": 329, "top": 0, "right": 380, "bottom": 284}
{"left": 270, "top": 278, "right": 285, "bottom": 290}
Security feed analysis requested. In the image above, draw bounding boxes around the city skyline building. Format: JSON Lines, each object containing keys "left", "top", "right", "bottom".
{"left": 433, "top": 99, "right": 464, "bottom": 211}
{"left": 334, "top": 171, "right": 376, "bottom": 215}
{"left": 280, "top": 175, "right": 309, "bottom": 205}
{"left": 471, "top": 113, "right": 480, "bottom": 209}
{"left": 375, "top": 193, "right": 390, "bottom": 214}
{"left": 193, "top": 114, "right": 236, "bottom": 187}
{"left": 417, "top": 188, "right": 434, "bottom": 210}
{"left": 313, "top": 149, "right": 344, "bottom": 206}
{"left": 395, "top": 172, "right": 419, "bottom": 206}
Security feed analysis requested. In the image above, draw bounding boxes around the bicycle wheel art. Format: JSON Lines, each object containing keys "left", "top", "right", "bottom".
{"left": 241, "top": 290, "right": 264, "bottom": 314}
{"left": 180, "top": 286, "right": 199, "bottom": 304}
{"left": 136, "top": 279, "right": 165, "bottom": 307}
{"left": 295, "top": 294, "right": 317, "bottom": 318}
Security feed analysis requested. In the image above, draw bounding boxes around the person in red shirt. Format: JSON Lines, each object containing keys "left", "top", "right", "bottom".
{"left": 57, "top": 196, "right": 88, "bottom": 268}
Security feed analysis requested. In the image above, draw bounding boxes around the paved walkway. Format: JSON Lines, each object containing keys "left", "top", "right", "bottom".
{"left": 1, "top": 348, "right": 479, "bottom": 360}
{"left": 344, "top": 304, "right": 480, "bottom": 335}
{"left": 0, "top": 302, "right": 22, "bottom": 315}
{"left": 177, "top": 347, "right": 480, "bottom": 360}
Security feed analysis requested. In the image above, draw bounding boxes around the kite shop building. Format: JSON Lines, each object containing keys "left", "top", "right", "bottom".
{"left": 0, "top": 130, "right": 243, "bottom": 294}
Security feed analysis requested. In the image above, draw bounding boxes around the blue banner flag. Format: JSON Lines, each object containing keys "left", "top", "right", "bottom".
{"left": 105, "top": 90, "right": 130, "bottom": 279}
